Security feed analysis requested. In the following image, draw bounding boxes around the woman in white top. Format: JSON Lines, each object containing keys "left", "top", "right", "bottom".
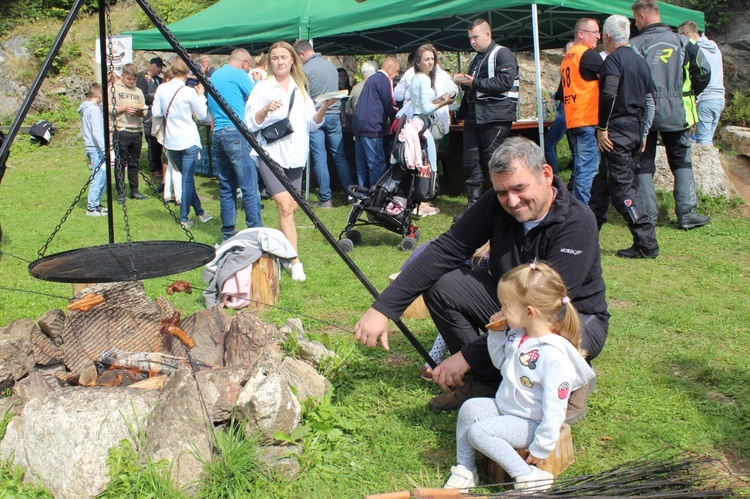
{"left": 409, "top": 45, "right": 455, "bottom": 217}
{"left": 245, "top": 41, "right": 337, "bottom": 282}
{"left": 153, "top": 57, "right": 212, "bottom": 228}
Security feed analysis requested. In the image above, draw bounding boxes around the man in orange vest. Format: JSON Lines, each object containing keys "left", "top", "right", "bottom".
{"left": 560, "top": 18, "right": 602, "bottom": 205}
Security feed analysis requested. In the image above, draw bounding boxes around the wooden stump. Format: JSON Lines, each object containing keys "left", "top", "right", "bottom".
{"left": 249, "top": 253, "right": 279, "bottom": 309}
{"left": 389, "top": 272, "right": 430, "bottom": 320}
{"left": 486, "top": 423, "right": 575, "bottom": 484}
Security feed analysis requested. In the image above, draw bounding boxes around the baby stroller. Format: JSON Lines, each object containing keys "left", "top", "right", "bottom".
{"left": 338, "top": 115, "right": 438, "bottom": 252}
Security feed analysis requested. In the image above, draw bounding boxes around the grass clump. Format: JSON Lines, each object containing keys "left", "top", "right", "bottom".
{"left": 98, "top": 439, "right": 184, "bottom": 499}
{"left": 197, "top": 419, "right": 264, "bottom": 499}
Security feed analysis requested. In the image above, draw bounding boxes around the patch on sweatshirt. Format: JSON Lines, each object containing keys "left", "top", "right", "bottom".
{"left": 519, "top": 349, "right": 539, "bottom": 370}
{"left": 558, "top": 382, "right": 570, "bottom": 400}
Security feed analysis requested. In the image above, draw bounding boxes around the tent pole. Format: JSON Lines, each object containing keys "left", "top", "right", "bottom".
{"left": 531, "top": 3, "right": 545, "bottom": 151}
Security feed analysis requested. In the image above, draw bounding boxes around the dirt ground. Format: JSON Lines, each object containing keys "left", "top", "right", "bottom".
{"left": 720, "top": 153, "right": 750, "bottom": 212}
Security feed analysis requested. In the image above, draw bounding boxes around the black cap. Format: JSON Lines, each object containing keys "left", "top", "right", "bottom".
{"left": 150, "top": 57, "right": 164, "bottom": 67}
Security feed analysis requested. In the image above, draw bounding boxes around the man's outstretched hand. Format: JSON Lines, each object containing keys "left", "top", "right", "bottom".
{"left": 354, "top": 307, "right": 390, "bottom": 350}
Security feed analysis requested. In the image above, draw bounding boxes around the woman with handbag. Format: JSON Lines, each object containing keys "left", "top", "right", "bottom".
{"left": 152, "top": 57, "right": 212, "bottom": 228}
{"left": 409, "top": 44, "right": 456, "bottom": 217}
{"left": 245, "top": 41, "right": 337, "bottom": 282}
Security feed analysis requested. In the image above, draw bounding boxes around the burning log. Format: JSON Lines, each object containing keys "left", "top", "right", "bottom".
{"left": 99, "top": 349, "right": 190, "bottom": 376}
{"left": 78, "top": 362, "right": 98, "bottom": 386}
{"left": 129, "top": 374, "right": 168, "bottom": 390}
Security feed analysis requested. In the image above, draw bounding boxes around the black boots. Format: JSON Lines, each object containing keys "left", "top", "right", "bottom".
{"left": 453, "top": 185, "right": 483, "bottom": 222}
{"left": 616, "top": 244, "right": 660, "bottom": 259}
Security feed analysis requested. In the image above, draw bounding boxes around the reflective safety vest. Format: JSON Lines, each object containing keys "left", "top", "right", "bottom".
{"left": 560, "top": 45, "right": 599, "bottom": 128}
{"left": 474, "top": 45, "right": 520, "bottom": 102}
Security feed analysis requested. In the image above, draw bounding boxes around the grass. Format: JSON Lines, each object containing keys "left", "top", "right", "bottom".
{"left": 1, "top": 124, "right": 749, "bottom": 497}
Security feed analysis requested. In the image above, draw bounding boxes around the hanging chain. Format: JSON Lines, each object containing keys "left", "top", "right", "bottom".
{"left": 104, "top": 0, "right": 138, "bottom": 279}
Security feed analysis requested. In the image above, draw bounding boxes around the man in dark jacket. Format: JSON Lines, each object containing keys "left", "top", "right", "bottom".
{"left": 630, "top": 0, "right": 712, "bottom": 230}
{"left": 453, "top": 19, "right": 520, "bottom": 221}
{"left": 589, "top": 15, "right": 659, "bottom": 259}
{"left": 352, "top": 57, "right": 400, "bottom": 188}
{"left": 354, "top": 137, "right": 608, "bottom": 419}
{"left": 135, "top": 57, "right": 164, "bottom": 178}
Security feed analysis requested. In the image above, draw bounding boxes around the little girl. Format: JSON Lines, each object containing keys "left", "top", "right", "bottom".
{"left": 443, "top": 262, "right": 596, "bottom": 492}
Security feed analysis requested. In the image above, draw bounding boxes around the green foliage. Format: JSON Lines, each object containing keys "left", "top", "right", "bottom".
{"left": 0, "top": 0, "right": 99, "bottom": 36}
{"left": 686, "top": 0, "right": 730, "bottom": 30}
{"left": 196, "top": 418, "right": 264, "bottom": 499}
{"left": 274, "top": 388, "right": 356, "bottom": 470}
{"left": 722, "top": 89, "right": 750, "bottom": 127}
{"left": 99, "top": 439, "right": 185, "bottom": 498}
{"left": 281, "top": 332, "right": 301, "bottom": 358}
{"left": 136, "top": 0, "right": 219, "bottom": 29}
{"left": 0, "top": 461, "right": 54, "bottom": 499}
{"left": 25, "top": 33, "right": 82, "bottom": 77}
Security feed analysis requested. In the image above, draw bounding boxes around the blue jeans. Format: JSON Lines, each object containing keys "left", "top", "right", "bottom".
{"left": 213, "top": 127, "right": 262, "bottom": 240}
{"left": 355, "top": 136, "right": 386, "bottom": 189}
{"left": 544, "top": 103, "right": 567, "bottom": 173}
{"left": 167, "top": 145, "right": 204, "bottom": 223}
{"left": 86, "top": 148, "right": 107, "bottom": 210}
{"left": 568, "top": 126, "right": 600, "bottom": 205}
{"left": 309, "top": 113, "right": 354, "bottom": 201}
{"left": 695, "top": 98, "right": 724, "bottom": 145}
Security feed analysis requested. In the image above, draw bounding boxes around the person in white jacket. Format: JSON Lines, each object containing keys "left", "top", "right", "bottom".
{"left": 444, "top": 261, "right": 595, "bottom": 493}
{"left": 153, "top": 57, "right": 212, "bottom": 228}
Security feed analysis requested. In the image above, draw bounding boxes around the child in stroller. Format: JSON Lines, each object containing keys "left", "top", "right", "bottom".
{"left": 338, "top": 115, "right": 438, "bottom": 252}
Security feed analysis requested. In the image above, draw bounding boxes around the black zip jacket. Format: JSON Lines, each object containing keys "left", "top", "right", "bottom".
{"left": 373, "top": 176, "right": 609, "bottom": 365}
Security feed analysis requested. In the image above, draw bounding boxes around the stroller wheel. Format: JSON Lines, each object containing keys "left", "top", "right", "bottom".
{"left": 413, "top": 229, "right": 421, "bottom": 243}
{"left": 339, "top": 238, "right": 354, "bottom": 253}
{"left": 346, "top": 230, "right": 362, "bottom": 245}
{"left": 400, "top": 236, "right": 417, "bottom": 252}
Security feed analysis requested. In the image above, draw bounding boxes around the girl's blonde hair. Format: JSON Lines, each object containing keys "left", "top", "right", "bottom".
{"left": 497, "top": 261, "right": 582, "bottom": 353}
{"left": 268, "top": 41, "right": 310, "bottom": 100}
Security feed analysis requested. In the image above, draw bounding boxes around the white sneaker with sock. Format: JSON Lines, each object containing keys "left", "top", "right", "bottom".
{"left": 443, "top": 464, "right": 478, "bottom": 492}
{"left": 290, "top": 262, "right": 306, "bottom": 282}
{"left": 514, "top": 465, "right": 554, "bottom": 492}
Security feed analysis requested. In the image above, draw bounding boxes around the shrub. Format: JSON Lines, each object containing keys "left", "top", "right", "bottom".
{"left": 722, "top": 89, "right": 750, "bottom": 127}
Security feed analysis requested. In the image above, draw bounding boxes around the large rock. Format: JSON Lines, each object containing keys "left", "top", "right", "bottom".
{"left": 721, "top": 126, "right": 750, "bottom": 157}
{"left": 279, "top": 318, "right": 339, "bottom": 368}
{"left": 145, "top": 367, "right": 212, "bottom": 491}
{"left": 258, "top": 444, "right": 301, "bottom": 478}
{"left": 653, "top": 143, "right": 738, "bottom": 198}
{"left": 0, "top": 387, "right": 159, "bottom": 499}
{"left": 195, "top": 365, "right": 248, "bottom": 424}
{"left": 13, "top": 369, "right": 61, "bottom": 404}
{"left": 224, "top": 310, "right": 279, "bottom": 367}
{"left": 172, "top": 306, "right": 229, "bottom": 367}
{"left": 0, "top": 319, "right": 36, "bottom": 389}
{"left": 280, "top": 357, "right": 330, "bottom": 402}
{"left": 235, "top": 345, "right": 300, "bottom": 442}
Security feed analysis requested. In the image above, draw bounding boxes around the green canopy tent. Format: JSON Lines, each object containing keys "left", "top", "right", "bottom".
{"left": 129, "top": 0, "right": 704, "bottom": 54}
{"left": 128, "top": 0, "right": 704, "bottom": 147}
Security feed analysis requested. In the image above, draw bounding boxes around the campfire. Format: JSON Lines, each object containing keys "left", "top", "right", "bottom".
{"left": 51, "top": 281, "right": 203, "bottom": 389}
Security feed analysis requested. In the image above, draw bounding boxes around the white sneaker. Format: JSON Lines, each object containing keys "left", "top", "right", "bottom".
{"left": 443, "top": 464, "right": 478, "bottom": 492}
{"left": 514, "top": 465, "right": 554, "bottom": 492}
{"left": 290, "top": 262, "right": 306, "bottom": 282}
{"left": 198, "top": 212, "right": 213, "bottom": 223}
{"left": 413, "top": 202, "right": 440, "bottom": 218}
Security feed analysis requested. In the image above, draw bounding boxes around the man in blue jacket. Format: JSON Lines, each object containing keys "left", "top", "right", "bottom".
{"left": 352, "top": 57, "right": 400, "bottom": 189}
